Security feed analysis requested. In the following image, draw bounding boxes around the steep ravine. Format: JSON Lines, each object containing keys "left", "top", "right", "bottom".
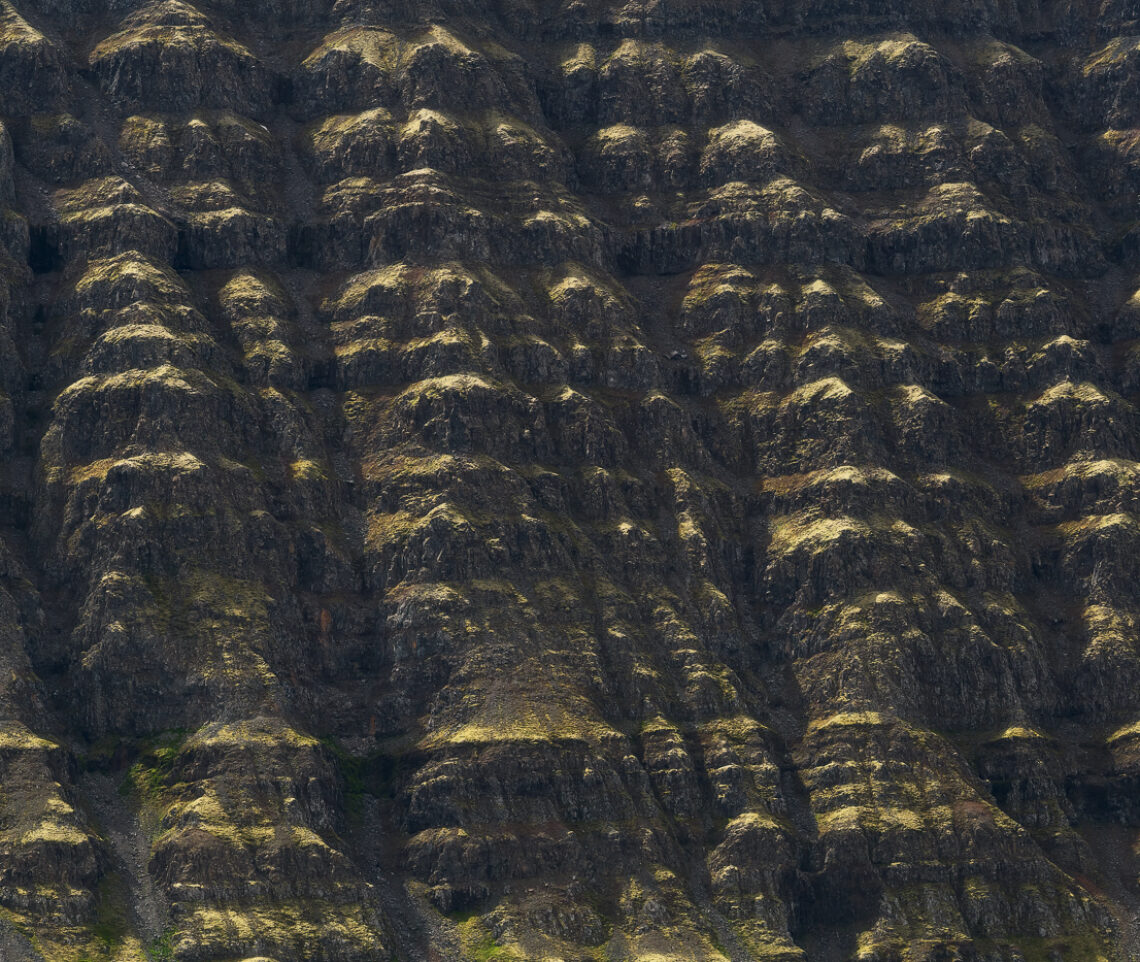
{"left": 0, "top": 0, "right": 1139, "bottom": 960}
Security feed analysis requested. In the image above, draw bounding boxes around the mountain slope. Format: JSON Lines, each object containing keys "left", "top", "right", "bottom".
{"left": 0, "top": 0, "right": 1138, "bottom": 960}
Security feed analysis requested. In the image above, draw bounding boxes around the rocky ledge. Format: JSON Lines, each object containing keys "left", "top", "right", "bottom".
{"left": 0, "top": 0, "right": 1139, "bottom": 960}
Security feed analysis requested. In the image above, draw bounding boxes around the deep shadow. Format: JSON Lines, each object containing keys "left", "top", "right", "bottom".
{"left": 27, "top": 226, "right": 61, "bottom": 274}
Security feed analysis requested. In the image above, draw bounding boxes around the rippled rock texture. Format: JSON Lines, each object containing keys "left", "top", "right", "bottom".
{"left": 0, "top": 0, "right": 1139, "bottom": 960}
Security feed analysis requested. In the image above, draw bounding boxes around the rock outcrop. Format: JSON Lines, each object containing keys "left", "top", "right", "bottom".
{"left": 0, "top": 0, "right": 1138, "bottom": 960}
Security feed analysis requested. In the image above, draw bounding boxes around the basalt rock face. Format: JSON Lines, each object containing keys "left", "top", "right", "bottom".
{"left": 0, "top": 0, "right": 1140, "bottom": 961}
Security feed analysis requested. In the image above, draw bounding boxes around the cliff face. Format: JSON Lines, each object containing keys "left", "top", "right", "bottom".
{"left": 0, "top": 1, "right": 1138, "bottom": 960}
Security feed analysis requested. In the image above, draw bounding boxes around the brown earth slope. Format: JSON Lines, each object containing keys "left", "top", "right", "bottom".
{"left": 0, "top": 0, "right": 1139, "bottom": 960}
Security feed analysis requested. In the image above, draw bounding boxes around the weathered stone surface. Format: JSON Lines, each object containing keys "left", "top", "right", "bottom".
{"left": 0, "top": 0, "right": 1138, "bottom": 961}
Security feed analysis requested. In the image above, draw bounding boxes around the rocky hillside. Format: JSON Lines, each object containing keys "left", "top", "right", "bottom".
{"left": 0, "top": 0, "right": 1139, "bottom": 959}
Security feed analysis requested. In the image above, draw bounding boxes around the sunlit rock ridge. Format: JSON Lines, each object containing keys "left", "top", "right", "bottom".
{"left": 0, "top": 0, "right": 1138, "bottom": 959}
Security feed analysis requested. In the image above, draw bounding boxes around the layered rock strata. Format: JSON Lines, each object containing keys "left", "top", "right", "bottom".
{"left": 0, "top": 0, "right": 1138, "bottom": 960}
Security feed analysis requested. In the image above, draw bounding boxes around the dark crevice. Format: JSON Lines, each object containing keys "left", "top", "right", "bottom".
{"left": 27, "top": 225, "right": 61, "bottom": 274}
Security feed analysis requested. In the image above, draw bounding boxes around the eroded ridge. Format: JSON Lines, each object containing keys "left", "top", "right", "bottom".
{"left": 0, "top": 0, "right": 1138, "bottom": 960}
